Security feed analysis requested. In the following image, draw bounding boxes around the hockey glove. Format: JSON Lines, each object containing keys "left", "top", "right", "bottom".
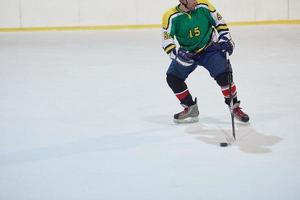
{"left": 169, "top": 48, "right": 177, "bottom": 60}
{"left": 218, "top": 35, "right": 235, "bottom": 56}
{"left": 175, "top": 48, "right": 195, "bottom": 67}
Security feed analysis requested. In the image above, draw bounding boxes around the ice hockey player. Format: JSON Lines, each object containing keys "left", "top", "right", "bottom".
{"left": 162, "top": 0, "right": 249, "bottom": 123}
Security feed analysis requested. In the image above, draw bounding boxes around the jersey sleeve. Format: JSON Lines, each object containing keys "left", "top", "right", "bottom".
{"left": 161, "top": 7, "right": 178, "bottom": 55}
{"left": 197, "top": 0, "right": 232, "bottom": 41}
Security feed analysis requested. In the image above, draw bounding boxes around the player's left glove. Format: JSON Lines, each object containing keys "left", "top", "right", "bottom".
{"left": 175, "top": 48, "right": 195, "bottom": 67}
{"left": 169, "top": 48, "right": 177, "bottom": 60}
{"left": 218, "top": 35, "right": 235, "bottom": 56}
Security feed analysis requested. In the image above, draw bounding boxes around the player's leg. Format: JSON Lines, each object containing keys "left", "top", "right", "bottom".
{"left": 200, "top": 47, "right": 249, "bottom": 122}
{"left": 166, "top": 60, "right": 199, "bottom": 123}
{"left": 216, "top": 72, "right": 249, "bottom": 122}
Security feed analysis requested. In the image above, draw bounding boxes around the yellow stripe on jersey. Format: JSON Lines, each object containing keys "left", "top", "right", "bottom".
{"left": 162, "top": 7, "right": 179, "bottom": 30}
{"left": 196, "top": 0, "right": 216, "bottom": 12}
{"left": 164, "top": 44, "right": 176, "bottom": 54}
{"left": 216, "top": 24, "right": 229, "bottom": 32}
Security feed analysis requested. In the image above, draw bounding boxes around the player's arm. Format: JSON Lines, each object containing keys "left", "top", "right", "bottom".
{"left": 161, "top": 8, "right": 178, "bottom": 59}
{"left": 198, "top": 0, "right": 235, "bottom": 55}
{"left": 197, "top": 0, "right": 232, "bottom": 40}
{"left": 161, "top": 9, "right": 195, "bottom": 66}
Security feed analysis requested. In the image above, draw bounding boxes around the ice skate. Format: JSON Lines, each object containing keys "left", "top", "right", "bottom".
{"left": 174, "top": 98, "right": 199, "bottom": 123}
{"left": 232, "top": 101, "right": 249, "bottom": 123}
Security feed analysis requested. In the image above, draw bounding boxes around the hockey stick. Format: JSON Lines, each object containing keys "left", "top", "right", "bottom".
{"left": 226, "top": 52, "right": 236, "bottom": 141}
{"left": 219, "top": 52, "right": 236, "bottom": 147}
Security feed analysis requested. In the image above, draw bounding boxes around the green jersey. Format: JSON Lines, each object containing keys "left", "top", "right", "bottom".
{"left": 162, "top": 0, "right": 231, "bottom": 54}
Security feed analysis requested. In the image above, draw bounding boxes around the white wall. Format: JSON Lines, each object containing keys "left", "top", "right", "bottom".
{"left": 255, "top": 0, "right": 289, "bottom": 20}
{"left": 289, "top": 0, "right": 300, "bottom": 19}
{"left": 0, "top": 0, "right": 299, "bottom": 28}
{"left": 21, "top": 0, "right": 79, "bottom": 27}
{"left": 0, "top": 0, "right": 20, "bottom": 27}
{"left": 79, "top": 0, "right": 137, "bottom": 26}
{"left": 211, "top": 0, "right": 256, "bottom": 22}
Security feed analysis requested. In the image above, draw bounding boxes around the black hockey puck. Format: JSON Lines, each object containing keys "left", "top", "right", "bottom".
{"left": 220, "top": 142, "right": 229, "bottom": 147}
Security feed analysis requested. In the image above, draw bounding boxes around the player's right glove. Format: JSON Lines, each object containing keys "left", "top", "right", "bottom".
{"left": 169, "top": 48, "right": 177, "bottom": 60}
{"left": 218, "top": 35, "right": 235, "bottom": 56}
{"left": 169, "top": 48, "right": 195, "bottom": 67}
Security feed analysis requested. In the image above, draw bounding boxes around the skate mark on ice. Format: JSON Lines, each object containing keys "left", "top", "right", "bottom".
{"left": 184, "top": 116, "right": 282, "bottom": 154}
{"left": 142, "top": 114, "right": 176, "bottom": 125}
{"left": 0, "top": 128, "right": 174, "bottom": 167}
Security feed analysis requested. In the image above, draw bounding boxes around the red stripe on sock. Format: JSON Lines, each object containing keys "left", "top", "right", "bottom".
{"left": 175, "top": 89, "right": 189, "bottom": 101}
{"left": 222, "top": 84, "right": 237, "bottom": 97}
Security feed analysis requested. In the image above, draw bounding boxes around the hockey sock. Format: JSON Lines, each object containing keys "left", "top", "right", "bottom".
{"left": 166, "top": 74, "right": 195, "bottom": 106}
{"left": 175, "top": 89, "right": 194, "bottom": 106}
{"left": 215, "top": 72, "right": 238, "bottom": 105}
{"left": 221, "top": 83, "right": 238, "bottom": 105}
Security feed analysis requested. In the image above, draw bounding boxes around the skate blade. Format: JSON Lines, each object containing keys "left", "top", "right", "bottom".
{"left": 173, "top": 117, "right": 199, "bottom": 124}
{"left": 234, "top": 117, "right": 250, "bottom": 125}
{"left": 235, "top": 120, "right": 250, "bottom": 125}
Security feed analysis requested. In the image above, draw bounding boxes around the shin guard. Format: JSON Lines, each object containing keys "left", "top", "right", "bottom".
{"left": 221, "top": 83, "right": 238, "bottom": 105}
{"left": 166, "top": 74, "right": 194, "bottom": 106}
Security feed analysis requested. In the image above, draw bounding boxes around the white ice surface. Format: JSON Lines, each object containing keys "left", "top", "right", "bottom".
{"left": 0, "top": 25, "right": 300, "bottom": 200}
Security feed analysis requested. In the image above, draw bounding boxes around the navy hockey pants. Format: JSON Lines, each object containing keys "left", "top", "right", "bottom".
{"left": 166, "top": 43, "right": 229, "bottom": 81}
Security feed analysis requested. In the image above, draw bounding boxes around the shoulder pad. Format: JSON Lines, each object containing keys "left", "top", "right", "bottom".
{"left": 162, "top": 7, "right": 179, "bottom": 30}
{"left": 196, "top": 0, "right": 216, "bottom": 12}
